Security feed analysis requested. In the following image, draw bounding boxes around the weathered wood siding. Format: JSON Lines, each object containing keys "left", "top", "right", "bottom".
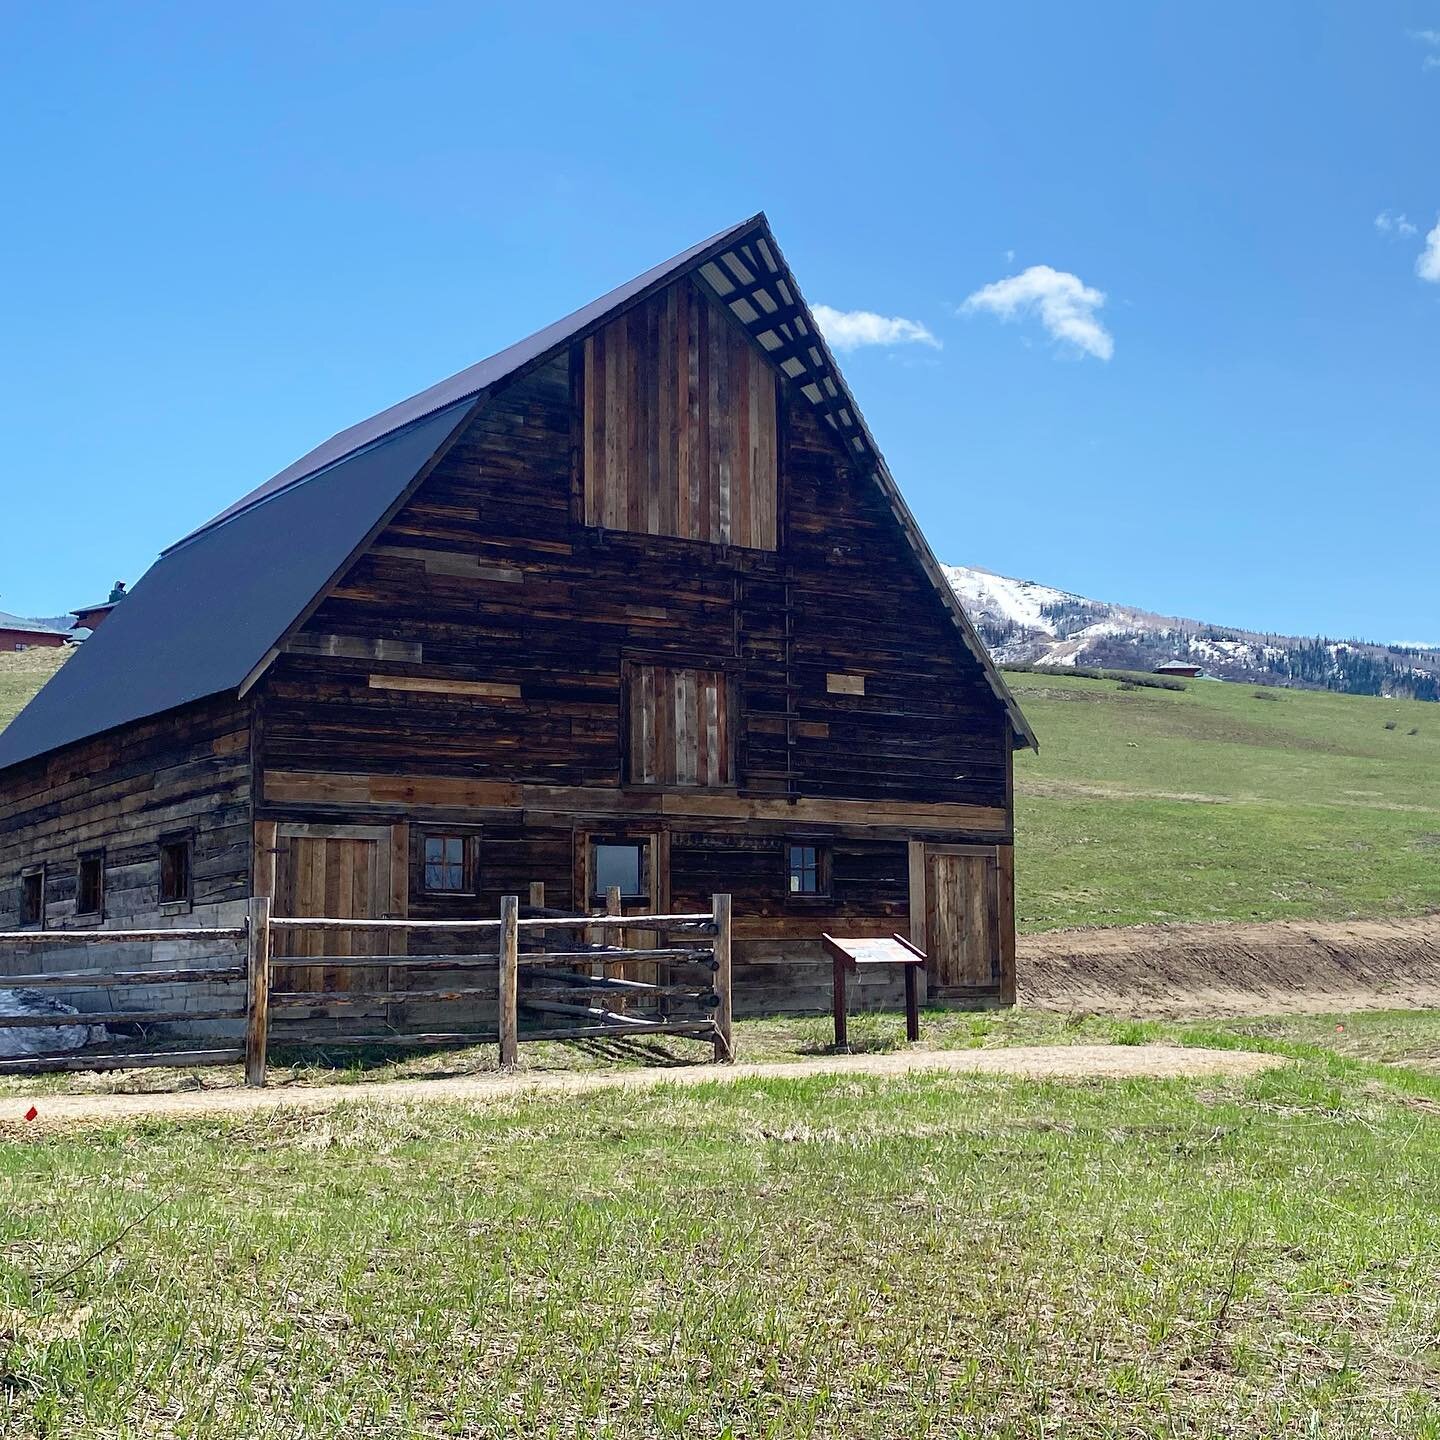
{"left": 626, "top": 664, "right": 732, "bottom": 787}
{"left": 0, "top": 696, "right": 252, "bottom": 933}
{"left": 259, "top": 362, "right": 1007, "bottom": 809}
{"left": 249, "top": 272, "right": 1015, "bottom": 1007}
{"left": 582, "top": 278, "right": 778, "bottom": 550}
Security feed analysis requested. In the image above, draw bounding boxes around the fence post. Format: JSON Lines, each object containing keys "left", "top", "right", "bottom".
{"left": 712, "top": 893, "right": 733, "bottom": 1063}
{"left": 527, "top": 881, "right": 545, "bottom": 959}
{"left": 244, "top": 895, "right": 272, "bottom": 1088}
{"left": 499, "top": 895, "right": 519, "bottom": 1069}
{"left": 604, "top": 884, "right": 623, "bottom": 987}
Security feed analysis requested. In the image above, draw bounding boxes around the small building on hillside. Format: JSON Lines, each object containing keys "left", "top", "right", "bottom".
{"left": 1154, "top": 659, "right": 1204, "bottom": 678}
{"left": 0, "top": 613, "right": 69, "bottom": 653}
{"left": 0, "top": 214, "right": 1035, "bottom": 1016}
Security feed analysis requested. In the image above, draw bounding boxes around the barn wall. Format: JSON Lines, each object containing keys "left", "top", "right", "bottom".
{"left": 0, "top": 695, "right": 253, "bottom": 935}
{"left": 0, "top": 629, "right": 68, "bottom": 652}
{"left": 250, "top": 276, "right": 1015, "bottom": 1013}
{"left": 259, "top": 347, "right": 1010, "bottom": 811}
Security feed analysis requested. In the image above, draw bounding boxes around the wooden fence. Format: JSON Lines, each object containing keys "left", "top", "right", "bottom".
{"left": 0, "top": 894, "right": 733, "bottom": 1086}
{"left": 0, "top": 925, "right": 249, "bottom": 1074}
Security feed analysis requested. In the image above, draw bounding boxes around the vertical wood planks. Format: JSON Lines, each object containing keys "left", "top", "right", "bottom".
{"left": 712, "top": 892, "right": 733, "bottom": 1062}
{"left": 997, "top": 845, "right": 1017, "bottom": 1003}
{"left": 581, "top": 279, "right": 777, "bottom": 550}
{"left": 244, "top": 895, "right": 271, "bottom": 1087}
{"left": 924, "top": 849, "right": 1003, "bottom": 991}
{"left": 627, "top": 665, "right": 731, "bottom": 786}
{"left": 499, "top": 893, "right": 519, "bottom": 1067}
{"left": 907, "top": 840, "right": 928, "bottom": 956}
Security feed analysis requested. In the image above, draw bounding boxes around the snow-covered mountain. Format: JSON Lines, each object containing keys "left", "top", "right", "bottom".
{"left": 944, "top": 564, "right": 1440, "bottom": 701}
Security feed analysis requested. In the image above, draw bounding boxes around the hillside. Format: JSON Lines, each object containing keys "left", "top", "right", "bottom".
{"left": 0, "top": 649, "right": 67, "bottom": 730}
{"left": 1010, "top": 668, "right": 1439, "bottom": 930}
{"left": 947, "top": 563, "right": 1440, "bottom": 701}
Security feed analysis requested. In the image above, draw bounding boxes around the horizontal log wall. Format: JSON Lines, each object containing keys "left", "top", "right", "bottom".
{"left": 0, "top": 695, "right": 253, "bottom": 938}
{"left": 260, "top": 295, "right": 1009, "bottom": 812}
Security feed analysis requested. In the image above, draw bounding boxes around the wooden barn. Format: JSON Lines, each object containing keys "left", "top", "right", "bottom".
{"left": 0, "top": 214, "right": 1035, "bottom": 1017}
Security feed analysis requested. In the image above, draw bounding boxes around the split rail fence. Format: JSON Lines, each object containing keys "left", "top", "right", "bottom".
{"left": 0, "top": 892, "right": 734, "bottom": 1085}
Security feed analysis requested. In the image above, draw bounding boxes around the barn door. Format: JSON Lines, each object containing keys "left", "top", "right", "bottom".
{"left": 909, "top": 842, "right": 1013, "bottom": 999}
{"left": 271, "top": 824, "right": 407, "bottom": 994}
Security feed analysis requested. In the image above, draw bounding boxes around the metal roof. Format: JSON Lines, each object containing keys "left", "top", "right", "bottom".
{"left": 177, "top": 216, "right": 763, "bottom": 548}
{"left": 0, "top": 403, "right": 472, "bottom": 772}
{"left": 0, "top": 612, "right": 68, "bottom": 637}
{"left": 1, "top": 213, "right": 1034, "bottom": 771}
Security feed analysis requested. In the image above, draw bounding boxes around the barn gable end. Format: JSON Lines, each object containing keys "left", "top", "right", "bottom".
{"left": 1, "top": 214, "right": 1031, "bottom": 1016}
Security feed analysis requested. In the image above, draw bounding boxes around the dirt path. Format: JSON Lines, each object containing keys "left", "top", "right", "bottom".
{"left": 0, "top": 1045, "right": 1279, "bottom": 1130}
{"left": 1019, "top": 913, "right": 1440, "bottom": 1018}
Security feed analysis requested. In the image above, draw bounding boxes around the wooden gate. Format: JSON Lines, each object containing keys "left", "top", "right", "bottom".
{"left": 270, "top": 823, "right": 407, "bottom": 991}
{"left": 908, "top": 842, "right": 1016, "bottom": 1002}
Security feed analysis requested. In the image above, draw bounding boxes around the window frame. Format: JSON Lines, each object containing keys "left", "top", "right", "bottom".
{"left": 75, "top": 849, "right": 105, "bottom": 921}
{"left": 786, "top": 841, "right": 832, "bottom": 901}
{"left": 158, "top": 832, "right": 194, "bottom": 912}
{"left": 418, "top": 831, "right": 480, "bottom": 898}
{"left": 590, "top": 840, "right": 648, "bottom": 902}
{"left": 19, "top": 865, "right": 44, "bottom": 930}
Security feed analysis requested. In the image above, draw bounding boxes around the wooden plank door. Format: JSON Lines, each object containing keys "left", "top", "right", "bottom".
{"left": 909, "top": 843, "right": 1005, "bottom": 997}
{"left": 272, "top": 824, "right": 407, "bottom": 993}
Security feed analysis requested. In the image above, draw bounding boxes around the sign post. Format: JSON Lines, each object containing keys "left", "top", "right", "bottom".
{"left": 821, "top": 933, "right": 928, "bottom": 1049}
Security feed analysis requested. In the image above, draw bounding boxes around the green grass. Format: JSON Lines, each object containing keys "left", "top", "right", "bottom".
{"left": 7, "top": 1013, "right": 1440, "bottom": 1436}
{"left": 1008, "top": 669, "right": 1440, "bottom": 930}
{"left": 0, "top": 648, "right": 67, "bottom": 729}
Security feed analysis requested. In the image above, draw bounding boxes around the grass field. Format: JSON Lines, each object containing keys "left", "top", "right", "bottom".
{"left": 5, "top": 1011, "right": 1440, "bottom": 1437}
{"left": 0, "top": 648, "right": 67, "bottom": 730}
{"left": 1008, "top": 670, "right": 1440, "bottom": 931}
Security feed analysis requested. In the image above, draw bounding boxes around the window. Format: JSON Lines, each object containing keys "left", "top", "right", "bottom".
{"left": 422, "top": 834, "right": 477, "bottom": 895}
{"left": 625, "top": 664, "right": 732, "bottom": 787}
{"left": 787, "top": 843, "right": 830, "bottom": 897}
{"left": 159, "top": 836, "right": 192, "bottom": 906}
{"left": 592, "top": 842, "right": 646, "bottom": 900}
{"left": 20, "top": 868, "right": 43, "bottom": 929}
{"left": 76, "top": 852, "right": 104, "bottom": 918}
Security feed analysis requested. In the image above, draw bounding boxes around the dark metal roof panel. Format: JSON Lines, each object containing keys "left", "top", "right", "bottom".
{"left": 178, "top": 216, "right": 763, "bottom": 547}
{"left": 0, "top": 402, "right": 470, "bottom": 773}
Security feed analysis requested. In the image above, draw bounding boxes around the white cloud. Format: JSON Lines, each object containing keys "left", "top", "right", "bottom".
{"left": 961, "top": 265, "right": 1114, "bottom": 360}
{"left": 1418, "top": 220, "right": 1440, "bottom": 282}
{"left": 1375, "top": 209, "right": 1418, "bottom": 236}
{"left": 1410, "top": 28, "right": 1440, "bottom": 68}
{"left": 811, "top": 304, "right": 940, "bottom": 352}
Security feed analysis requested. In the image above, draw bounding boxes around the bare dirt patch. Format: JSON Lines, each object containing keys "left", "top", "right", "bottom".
{"left": 0, "top": 1045, "right": 1278, "bottom": 1130}
{"left": 1020, "top": 913, "right": 1440, "bottom": 1018}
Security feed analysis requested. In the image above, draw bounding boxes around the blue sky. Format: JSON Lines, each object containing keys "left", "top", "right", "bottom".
{"left": 2, "top": 2, "right": 1437, "bottom": 640}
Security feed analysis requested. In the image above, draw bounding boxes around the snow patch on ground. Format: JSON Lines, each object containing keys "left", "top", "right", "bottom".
{"left": 0, "top": 990, "right": 107, "bottom": 1059}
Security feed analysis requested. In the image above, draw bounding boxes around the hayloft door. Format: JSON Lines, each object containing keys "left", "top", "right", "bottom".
{"left": 908, "top": 843, "right": 1015, "bottom": 1002}
{"left": 269, "top": 823, "right": 408, "bottom": 994}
